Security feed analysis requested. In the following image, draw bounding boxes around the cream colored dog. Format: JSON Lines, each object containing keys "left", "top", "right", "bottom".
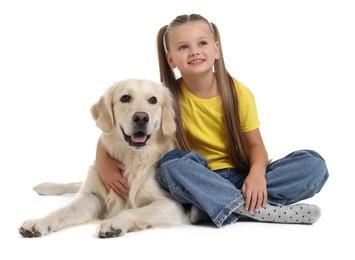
{"left": 19, "top": 79, "right": 190, "bottom": 238}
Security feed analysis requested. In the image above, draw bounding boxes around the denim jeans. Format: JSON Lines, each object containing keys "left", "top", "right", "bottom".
{"left": 156, "top": 149, "right": 329, "bottom": 228}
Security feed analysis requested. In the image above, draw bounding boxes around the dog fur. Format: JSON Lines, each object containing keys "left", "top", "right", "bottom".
{"left": 19, "top": 79, "right": 190, "bottom": 238}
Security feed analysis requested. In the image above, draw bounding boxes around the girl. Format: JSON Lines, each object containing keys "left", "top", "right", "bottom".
{"left": 96, "top": 14, "right": 329, "bottom": 227}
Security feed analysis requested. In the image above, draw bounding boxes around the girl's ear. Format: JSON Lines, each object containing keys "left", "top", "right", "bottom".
{"left": 166, "top": 52, "right": 177, "bottom": 69}
{"left": 214, "top": 41, "right": 220, "bottom": 60}
{"left": 90, "top": 86, "right": 115, "bottom": 133}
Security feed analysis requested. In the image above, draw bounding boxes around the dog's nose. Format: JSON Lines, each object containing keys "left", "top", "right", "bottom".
{"left": 133, "top": 112, "right": 149, "bottom": 123}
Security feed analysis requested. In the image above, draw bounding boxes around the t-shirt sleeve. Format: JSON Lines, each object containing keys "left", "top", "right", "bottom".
{"left": 234, "top": 79, "right": 260, "bottom": 132}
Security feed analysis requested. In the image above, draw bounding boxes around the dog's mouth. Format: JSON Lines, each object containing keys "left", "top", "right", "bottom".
{"left": 121, "top": 128, "right": 151, "bottom": 147}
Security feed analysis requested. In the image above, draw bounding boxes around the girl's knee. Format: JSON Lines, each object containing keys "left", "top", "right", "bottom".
{"left": 157, "top": 150, "right": 208, "bottom": 169}
{"left": 156, "top": 151, "right": 209, "bottom": 186}
{"left": 300, "top": 150, "right": 329, "bottom": 181}
{"left": 303, "top": 150, "right": 325, "bottom": 162}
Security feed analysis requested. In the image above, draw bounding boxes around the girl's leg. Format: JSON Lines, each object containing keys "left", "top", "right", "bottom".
{"left": 156, "top": 150, "right": 244, "bottom": 228}
{"left": 265, "top": 149, "right": 329, "bottom": 205}
{"left": 235, "top": 150, "right": 329, "bottom": 224}
{"left": 157, "top": 149, "right": 329, "bottom": 226}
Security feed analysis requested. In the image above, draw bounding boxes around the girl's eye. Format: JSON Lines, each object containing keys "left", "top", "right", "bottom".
{"left": 120, "top": 95, "right": 131, "bottom": 103}
{"left": 178, "top": 44, "right": 188, "bottom": 51}
{"left": 148, "top": 96, "right": 157, "bottom": 104}
{"left": 200, "top": 41, "right": 208, "bottom": 46}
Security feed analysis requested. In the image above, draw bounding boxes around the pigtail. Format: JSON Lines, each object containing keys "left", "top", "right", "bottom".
{"left": 211, "top": 22, "right": 250, "bottom": 170}
{"left": 157, "top": 25, "right": 192, "bottom": 152}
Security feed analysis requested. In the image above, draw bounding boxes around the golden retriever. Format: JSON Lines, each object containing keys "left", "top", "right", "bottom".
{"left": 19, "top": 79, "right": 190, "bottom": 238}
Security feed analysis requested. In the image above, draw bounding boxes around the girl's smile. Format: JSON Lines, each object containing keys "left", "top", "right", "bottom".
{"left": 187, "top": 58, "right": 206, "bottom": 65}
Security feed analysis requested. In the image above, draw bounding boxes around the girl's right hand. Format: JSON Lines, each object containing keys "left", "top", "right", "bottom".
{"left": 96, "top": 139, "right": 129, "bottom": 199}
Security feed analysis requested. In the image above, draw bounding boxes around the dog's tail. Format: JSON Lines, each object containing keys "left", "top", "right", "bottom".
{"left": 33, "top": 182, "right": 82, "bottom": 195}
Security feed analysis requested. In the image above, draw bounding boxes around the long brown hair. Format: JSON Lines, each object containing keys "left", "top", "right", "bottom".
{"left": 157, "top": 14, "right": 249, "bottom": 170}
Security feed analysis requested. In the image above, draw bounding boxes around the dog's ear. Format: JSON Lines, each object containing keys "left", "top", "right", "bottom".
{"left": 161, "top": 86, "right": 176, "bottom": 136}
{"left": 91, "top": 86, "right": 115, "bottom": 133}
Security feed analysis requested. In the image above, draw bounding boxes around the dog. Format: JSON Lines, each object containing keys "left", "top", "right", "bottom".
{"left": 19, "top": 79, "right": 190, "bottom": 238}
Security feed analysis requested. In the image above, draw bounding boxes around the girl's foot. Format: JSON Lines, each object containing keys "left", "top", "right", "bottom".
{"left": 235, "top": 203, "right": 321, "bottom": 224}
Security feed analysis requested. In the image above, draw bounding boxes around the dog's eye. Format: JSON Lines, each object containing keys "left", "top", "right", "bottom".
{"left": 148, "top": 96, "right": 157, "bottom": 104}
{"left": 120, "top": 95, "right": 131, "bottom": 103}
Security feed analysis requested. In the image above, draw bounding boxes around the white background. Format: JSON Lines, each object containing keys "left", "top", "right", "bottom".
{"left": 1, "top": 0, "right": 354, "bottom": 259}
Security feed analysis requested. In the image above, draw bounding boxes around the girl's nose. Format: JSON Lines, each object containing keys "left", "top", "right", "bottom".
{"left": 189, "top": 46, "right": 200, "bottom": 56}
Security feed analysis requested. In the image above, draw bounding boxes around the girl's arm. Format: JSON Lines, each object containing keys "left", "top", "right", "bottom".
{"left": 242, "top": 128, "right": 269, "bottom": 213}
{"left": 96, "top": 138, "right": 129, "bottom": 199}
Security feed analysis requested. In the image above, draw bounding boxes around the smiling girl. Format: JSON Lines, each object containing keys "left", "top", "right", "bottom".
{"left": 96, "top": 14, "right": 329, "bottom": 227}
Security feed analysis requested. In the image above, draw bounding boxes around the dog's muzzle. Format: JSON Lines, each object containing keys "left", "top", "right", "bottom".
{"left": 121, "top": 112, "right": 151, "bottom": 148}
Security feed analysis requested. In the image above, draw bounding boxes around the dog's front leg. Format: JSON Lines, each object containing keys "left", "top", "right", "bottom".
{"left": 98, "top": 198, "right": 189, "bottom": 238}
{"left": 19, "top": 192, "right": 104, "bottom": 237}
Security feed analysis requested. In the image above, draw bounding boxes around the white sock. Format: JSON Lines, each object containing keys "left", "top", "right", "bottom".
{"left": 235, "top": 203, "right": 321, "bottom": 224}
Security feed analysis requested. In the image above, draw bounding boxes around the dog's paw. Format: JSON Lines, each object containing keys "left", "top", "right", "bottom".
{"left": 19, "top": 219, "right": 50, "bottom": 238}
{"left": 98, "top": 222, "right": 128, "bottom": 238}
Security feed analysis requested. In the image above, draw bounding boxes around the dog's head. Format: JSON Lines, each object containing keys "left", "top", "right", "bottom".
{"left": 91, "top": 79, "right": 176, "bottom": 149}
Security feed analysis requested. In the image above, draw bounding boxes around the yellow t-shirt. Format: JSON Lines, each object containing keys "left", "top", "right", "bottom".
{"left": 180, "top": 78, "right": 260, "bottom": 170}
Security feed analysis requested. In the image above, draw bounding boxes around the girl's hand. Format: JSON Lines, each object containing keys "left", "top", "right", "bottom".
{"left": 242, "top": 128, "right": 269, "bottom": 213}
{"left": 241, "top": 171, "right": 267, "bottom": 213}
{"left": 96, "top": 139, "right": 129, "bottom": 199}
{"left": 97, "top": 156, "right": 129, "bottom": 200}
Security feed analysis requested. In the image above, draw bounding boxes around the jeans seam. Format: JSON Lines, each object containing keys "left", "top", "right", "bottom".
{"left": 214, "top": 195, "right": 245, "bottom": 228}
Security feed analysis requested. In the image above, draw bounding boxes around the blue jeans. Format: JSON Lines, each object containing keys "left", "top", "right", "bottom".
{"left": 156, "top": 149, "right": 329, "bottom": 228}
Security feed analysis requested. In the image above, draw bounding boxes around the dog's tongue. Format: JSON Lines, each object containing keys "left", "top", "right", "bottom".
{"left": 131, "top": 132, "right": 148, "bottom": 143}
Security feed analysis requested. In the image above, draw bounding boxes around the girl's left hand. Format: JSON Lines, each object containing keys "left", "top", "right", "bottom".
{"left": 241, "top": 171, "right": 267, "bottom": 213}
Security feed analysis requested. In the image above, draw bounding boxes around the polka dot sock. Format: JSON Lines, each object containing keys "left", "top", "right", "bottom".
{"left": 235, "top": 203, "right": 321, "bottom": 224}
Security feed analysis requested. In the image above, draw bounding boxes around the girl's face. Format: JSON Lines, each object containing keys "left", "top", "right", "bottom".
{"left": 165, "top": 22, "right": 220, "bottom": 77}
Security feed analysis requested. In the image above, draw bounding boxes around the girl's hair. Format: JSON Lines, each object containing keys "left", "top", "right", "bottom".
{"left": 157, "top": 14, "right": 249, "bottom": 170}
